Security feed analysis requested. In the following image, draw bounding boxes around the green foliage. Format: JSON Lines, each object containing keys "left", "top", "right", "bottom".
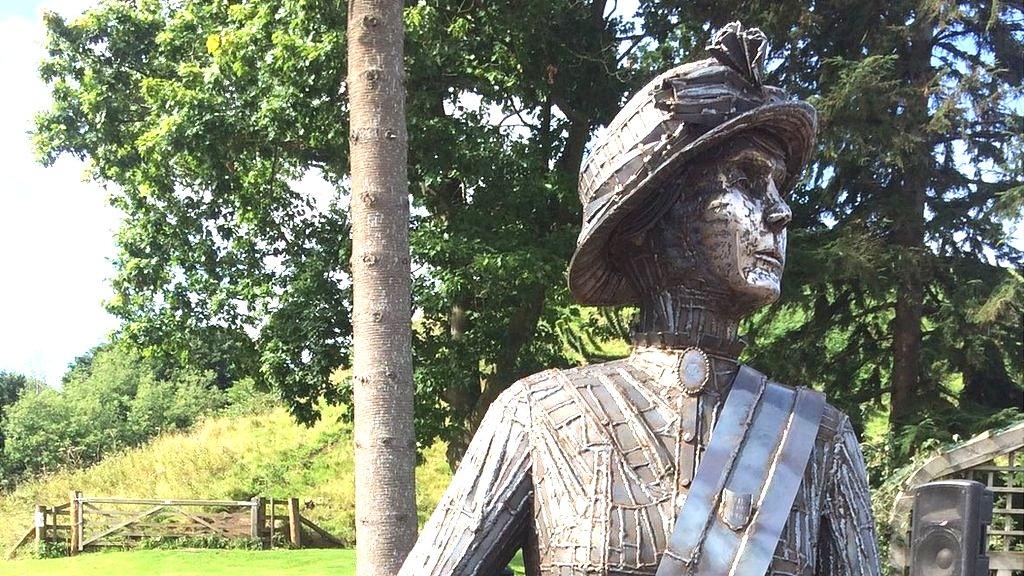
{"left": 35, "top": 0, "right": 351, "bottom": 422}
{"left": 30, "top": 540, "right": 69, "bottom": 559}
{"left": 644, "top": 0, "right": 1024, "bottom": 468}
{"left": 60, "top": 345, "right": 105, "bottom": 386}
{"left": 0, "top": 371, "right": 32, "bottom": 410}
{"left": 0, "top": 343, "right": 222, "bottom": 484}
{"left": 1, "top": 387, "right": 69, "bottom": 480}
{"left": 33, "top": 0, "right": 1023, "bottom": 474}
{"left": 128, "top": 368, "right": 225, "bottom": 437}
{"left": 222, "top": 377, "right": 283, "bottom": 417}
{"left": 136, "top": 535, "right": 263, "bottom": 551}
{"left": 0, "top": 370, "right": 40, "bottom": 468}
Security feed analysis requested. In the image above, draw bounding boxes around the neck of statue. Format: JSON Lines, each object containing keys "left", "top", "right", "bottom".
{"left": 631, "top": 286, "right": 744, "bottom": 359}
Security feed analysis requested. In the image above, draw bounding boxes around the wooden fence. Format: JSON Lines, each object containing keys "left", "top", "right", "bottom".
{"left": 7, "top": 492, "right": 343, "bottom": 558}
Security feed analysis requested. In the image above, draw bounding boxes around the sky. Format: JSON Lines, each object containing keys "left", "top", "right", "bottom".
{"left": 0, "top": 0, "right": 121, "bottom": 385}
{"left": 0, "top": 1, "right": 1020, "bottom": 387}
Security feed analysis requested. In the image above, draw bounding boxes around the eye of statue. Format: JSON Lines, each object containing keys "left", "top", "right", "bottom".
{"left": 772, "top": 166, "right": 787, "bottom": 190}
{"left": 729, "top": 175, "right": 752, "bottom": 192}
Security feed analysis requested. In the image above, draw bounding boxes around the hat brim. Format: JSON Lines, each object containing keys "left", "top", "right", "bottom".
{"left": 568, "top": 100, "right": 817, "bottom": 306}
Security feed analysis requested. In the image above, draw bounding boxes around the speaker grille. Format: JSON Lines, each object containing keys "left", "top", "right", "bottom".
{"left": 911, "top": 527, "right": 961, "bottom": 576}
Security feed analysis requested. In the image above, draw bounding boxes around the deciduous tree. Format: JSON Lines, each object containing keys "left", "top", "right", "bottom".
{"left": 36, "top": 0, "right": 351, "bottom": 422}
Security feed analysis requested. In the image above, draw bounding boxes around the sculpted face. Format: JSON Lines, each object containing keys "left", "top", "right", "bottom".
{"left": 652, "top": 135, "right": 792, "bottom": 314}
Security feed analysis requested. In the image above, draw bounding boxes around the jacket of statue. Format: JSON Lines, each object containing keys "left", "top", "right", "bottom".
{"left": 398, "top": 347, "right": 882, "bottom": 576}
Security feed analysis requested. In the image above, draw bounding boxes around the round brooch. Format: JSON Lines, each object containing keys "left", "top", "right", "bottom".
{"left": 677, "top": 347, "right": 710, "bottom": 396}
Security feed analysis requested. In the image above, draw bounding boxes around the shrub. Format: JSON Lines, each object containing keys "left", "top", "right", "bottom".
{"left": 1, "top": 387, "right": 73, "bottom": 478}
{"left": 0, "top": 343, "right": 224, "bottom": 484}
{"left": 222, "top": 377, "right": 281, "bottom": 416}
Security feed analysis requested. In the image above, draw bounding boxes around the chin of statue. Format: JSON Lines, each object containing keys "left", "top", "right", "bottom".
{"left": 728, "top": 271, "right": 782, "bottom": 317}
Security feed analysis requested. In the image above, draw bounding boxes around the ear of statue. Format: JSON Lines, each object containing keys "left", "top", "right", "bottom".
{"left": 649, "top": 192, "right": 703, "bottom": 290}
{"left": 608, "top": 177, "right": 680, "bottom": 296}
{"left": 609, "top": 183, "right": 704, "bottom": 297}
{"left": 608, "top": 228, "right": 660, "bottom": 296}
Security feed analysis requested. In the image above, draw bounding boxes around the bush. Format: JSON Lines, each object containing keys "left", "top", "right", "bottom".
{"left": 30, "top": 540, "right": 69, "bottom": 559}
{"left": 0, "top": 343, "right": 224, "bottom": 484}
{"left": 129, "top": 370, "right": 225, "bottom": 438}
{"left": 222, "top": 377, "right": 282, "bottom": 416}
{"left": 1, "top": 387, "right": 73, "bottom": 478}
{"left": 0, "top": 370, "right": 41, "bottom": 480}
{"left": 137, "top": 535, "right": 263, "bottom": 551}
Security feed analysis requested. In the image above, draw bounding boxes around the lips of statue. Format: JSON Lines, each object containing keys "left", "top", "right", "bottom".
{"left": 654, "top": 140, "right": 792, "bottom": 313}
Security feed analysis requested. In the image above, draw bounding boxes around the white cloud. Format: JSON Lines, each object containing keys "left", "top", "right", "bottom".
{"left": 0, "top": 1, "right": 121, "bottom": 385}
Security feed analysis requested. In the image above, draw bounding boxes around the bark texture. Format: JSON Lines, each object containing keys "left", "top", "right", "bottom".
{"left": 347, "top": 1, "right": 417, "bottom": 574}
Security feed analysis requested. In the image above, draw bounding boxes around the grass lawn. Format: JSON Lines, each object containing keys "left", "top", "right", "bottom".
{"left": 0, "top": 549, "right": 527, "bottom": 576}
{"left": 0, "top": 549, "right": 354, "bottom": 576}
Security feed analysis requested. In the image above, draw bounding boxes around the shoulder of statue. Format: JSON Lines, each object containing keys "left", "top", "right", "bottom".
{"left": 498, "top": 367, "right": 569, "bottom": 406}
{"left": 511, "top": 359, "right": 634, "bottom": 411}
{"left": 739, "top": 365, "right": 848, "bottom": 443}
{"left": 516, "top": 359, "right": 632, "bottom": 387}
{"left": 818, "top": 402, "right": 851, "bottom": 440}
{"left": 507, "top": 367, "right": 563, "bottom": 393}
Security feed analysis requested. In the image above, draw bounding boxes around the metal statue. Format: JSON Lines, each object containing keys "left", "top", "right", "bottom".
{"left": 399, "top": 22, "right": 882, "bottom": 576}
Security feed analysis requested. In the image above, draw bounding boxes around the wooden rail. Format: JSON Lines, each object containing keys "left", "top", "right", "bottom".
{"left": 7, "top": 493, "right": 343, "bottom": 558}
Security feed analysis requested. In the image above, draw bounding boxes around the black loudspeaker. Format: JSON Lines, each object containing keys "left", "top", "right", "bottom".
{"left": 909, "top": 480, "right": 994, "bottom": 576}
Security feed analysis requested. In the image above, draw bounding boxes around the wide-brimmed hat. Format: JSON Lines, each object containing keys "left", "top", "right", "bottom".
{"left": 568, "top": 22, "right": 817, "bottom": 306}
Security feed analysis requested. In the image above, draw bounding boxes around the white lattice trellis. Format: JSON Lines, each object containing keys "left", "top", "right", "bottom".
{"left": 889, "top": 421, "right": 1024, "bottom": 576}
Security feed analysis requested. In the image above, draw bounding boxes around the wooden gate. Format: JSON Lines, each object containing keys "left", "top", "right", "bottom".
{"left": 68, "top": 493, "right": 265, "bottom": 553}
{"left": 7, "top": 493, "right": 344, "bottom": 558}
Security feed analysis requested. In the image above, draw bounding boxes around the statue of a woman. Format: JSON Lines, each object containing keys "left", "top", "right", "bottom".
{"left": 399, "top": 23, "right": 881, "bottom": 576}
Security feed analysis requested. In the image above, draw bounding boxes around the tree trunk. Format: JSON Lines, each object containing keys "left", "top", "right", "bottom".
{"left": 445, "top": 286, "right": 547, "bottom": 468}
{"left": 347, "top": 0, "right": 417, "bottom": 574}
{"left": 889, "top": 11, "right": 934, "bottom": 434}
{"left": 890, "top": 236, "right": 924, "bottom": 429}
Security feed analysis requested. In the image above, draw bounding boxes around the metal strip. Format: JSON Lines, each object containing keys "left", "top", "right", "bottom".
{"left": 695, "top": 382, "right": 797, "bottom": 575}
{"left": 598, "top": 371, "right": 674, "bottom": 479}
{"left": 656, "top": 366, "right": 766, "bottom": 576}
{"left": 728, "top": 386, "right": 825, "bottom": 576}
{"left": 678, "top": 395, "right": 698, "bottom": 487}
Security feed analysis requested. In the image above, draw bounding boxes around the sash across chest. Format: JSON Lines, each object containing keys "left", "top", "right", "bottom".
{"left": 656, "top": 366, "right": 826, "bottom": 576}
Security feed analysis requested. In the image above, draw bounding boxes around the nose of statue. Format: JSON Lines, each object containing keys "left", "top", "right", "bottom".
{"left": 763, "top": 180, "right": 792, "bottom": 233}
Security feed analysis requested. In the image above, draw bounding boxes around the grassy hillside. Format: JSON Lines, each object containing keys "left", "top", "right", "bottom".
{"left": 0, "top": 404, "right": 453, "bottom": 553}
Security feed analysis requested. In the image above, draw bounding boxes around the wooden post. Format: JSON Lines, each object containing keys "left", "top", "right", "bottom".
{"left": 288, "top": 497, "right": 302, "bottom": 549}
{"left": 269, "top": 498, "right": 275, "bottom": 549}
{"left": 250, "top": 497, "right": 265, "bottom": 546}
{"left": 69, "top": 491, "right": 82, "bottom": 556}
{"left": 34, "top": 505, "right": 45, "bottom": 552}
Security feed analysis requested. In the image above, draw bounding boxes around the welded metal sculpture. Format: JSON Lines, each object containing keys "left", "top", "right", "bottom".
{"left": 399, "top": 22, "right": 882, "bottom": 576}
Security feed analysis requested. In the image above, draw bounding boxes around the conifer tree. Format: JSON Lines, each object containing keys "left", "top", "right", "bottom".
{"left": 641, "top": 1, "right": 1023, "bottom": 461}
